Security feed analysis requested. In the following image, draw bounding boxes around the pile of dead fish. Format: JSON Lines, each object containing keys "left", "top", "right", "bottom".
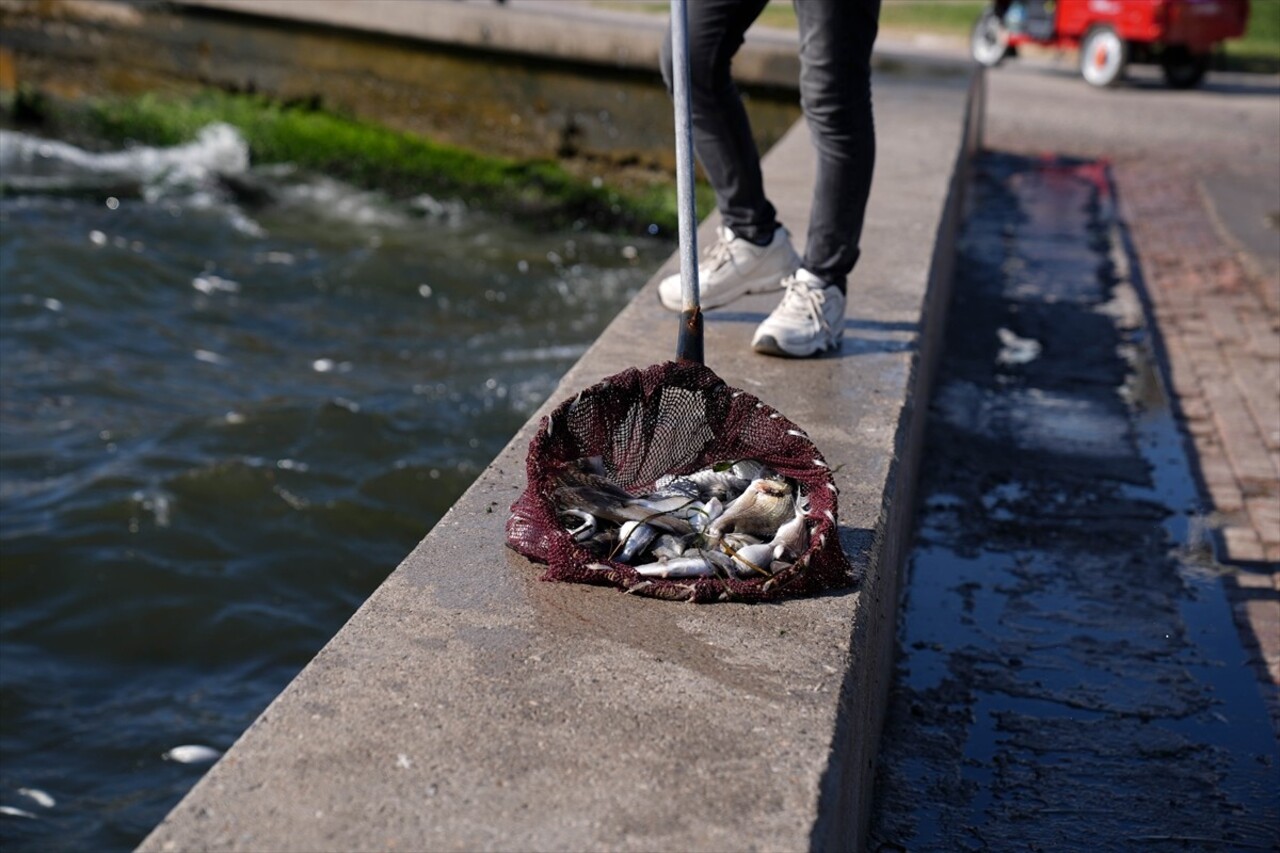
{"left": 553, "top": 457, "right": 809, "bottom": 579}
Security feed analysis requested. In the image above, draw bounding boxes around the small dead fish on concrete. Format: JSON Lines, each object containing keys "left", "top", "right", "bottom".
{"left": 996, "top": 326, "right": 1042, "bottom": 366}
{"left": 163, "top": 745, "right": 222, "bottom": 764}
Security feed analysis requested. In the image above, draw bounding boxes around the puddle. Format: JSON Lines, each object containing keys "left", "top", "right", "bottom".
{"left": 868, "top": 154, "right": 1279, "bottom": 851}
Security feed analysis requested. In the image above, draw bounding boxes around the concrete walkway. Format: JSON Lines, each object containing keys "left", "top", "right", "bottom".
{"left": 133, "top": 5, "right": 982, "bottom": 851}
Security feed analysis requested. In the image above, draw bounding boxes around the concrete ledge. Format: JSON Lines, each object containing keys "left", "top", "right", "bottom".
{"left": 166, "top": 0, "right": 970, "bottom": 90}
{"left": 139, "top": 66, "right": 983, "bottom": 853}
{"left": 170, "top": 0, "right": 800, "bottom": 88}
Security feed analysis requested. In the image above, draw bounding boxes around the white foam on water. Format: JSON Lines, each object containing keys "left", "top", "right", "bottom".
{"left": 410, "top": 193, "right": 466, "bottom": 223}
{"left": 194, "top": 349, "right": 229, "bottom": 365}
{"left": 191, "top": 274, "right": 241, "bottom": 295}
{"left": 0, "top": 124, "right": 249, "bottom": 193}
{"left": 490, "top": 343, "right": 587, "bottom": 365}
{"left": 277, "top": 177, "right": 407, "bottom": 228}
{"left": 131, "top": 490, "right": 173, "bottom": 528}
{"left": 1, "top": 126, "right": 270, "bottom": 236}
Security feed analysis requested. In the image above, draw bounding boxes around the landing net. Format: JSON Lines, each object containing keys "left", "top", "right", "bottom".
{"left": 505, "top": 360, "right": 853, "bottom": 602}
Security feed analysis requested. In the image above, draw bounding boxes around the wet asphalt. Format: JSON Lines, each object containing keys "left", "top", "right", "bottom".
{"left": 868, "top": 152, "right": 1279, "bottom": 851}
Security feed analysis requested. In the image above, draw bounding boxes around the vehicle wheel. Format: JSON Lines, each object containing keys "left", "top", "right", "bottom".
{"left": 1080, "top": 26, "right": 1128, "bottom": 88}
{"left": 1161, "top": 46, "right": 1210, "bottom": 89}
{"left": 971, "top": 8, "right": 1010, "bottom": 68}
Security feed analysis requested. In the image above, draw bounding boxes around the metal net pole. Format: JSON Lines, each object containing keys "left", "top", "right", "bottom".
{"left": 670, "top": 0, "right": 703, "bottom": 364}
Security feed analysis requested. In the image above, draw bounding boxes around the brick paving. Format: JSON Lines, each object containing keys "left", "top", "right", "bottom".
{"left": 1114, "top": 161, "right": 1280, "bottom": 732}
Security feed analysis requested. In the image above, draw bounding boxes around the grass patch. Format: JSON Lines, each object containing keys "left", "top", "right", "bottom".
{"left": 11, "top": 87, "right": 691, "bottom": 234}
{"left": 1221, "top": 2, "right": 1280, "bottom": 73}
{"left": 879, "top": 1, "right": 986, "bottom": 35}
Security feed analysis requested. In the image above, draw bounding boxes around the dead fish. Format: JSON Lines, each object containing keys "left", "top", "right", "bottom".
{"left": 650, "top": 533, "right": 688, "bottom": 561}
{"left": 634, "top": 556, "right": 711, "bottom": 578}
{"left": 559, "top": 509, "right": 597, "bottom": 542}
{"left": 726, "top": 542, "right": 777, "bottom": 577}
{"left": 769, "top": 508, "right": 809, "bottom": 560}
{"left": 556, "top": 485, "right": 695, "bottom": 534}
{"left": 669, "top": 468, "right": 749, "bottom": 501}
{"left": 731, "top": 460, "right": 769, "bottom": 480}
{"left": 634, "top": 549, "right": 735, "bottom": 578}
{"left": 17, "top": 788, "right": 54, "bottom": 809}
{"left": 163, "top": 745, "right": 222, "bottom": 764}
{"left": 668, "top": 459, "right": 773, "bottom": 502}
{"left": 647, "top": 477, "right": 701, "bottom": 502}
{"left": 616, "top": 520, "right": 657, "bottom": 563}
{"left": 707, "top": 476, "right": 795, "bottom": 540}
{"left": 721, "top": 532, "right": 763, "bottom": 551}
{"left": 553, "top": 459, "right": 636, "bottom": 503}
{"left": 0, "top": 806, "right": 37, "bottom": 819}
{"left": 583, "top": 528, "right": 619, "bottom": 555}
{"left": 686, "top": 497, "right": 724, "bottom": 533}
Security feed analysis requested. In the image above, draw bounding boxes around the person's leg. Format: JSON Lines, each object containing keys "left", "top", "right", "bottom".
{"left": 750, "top": 0, "right": 879, "bottom": 357}
{"left": 793, "top": 0, "right": 880, "bottom": 292}
{"left": 660, "top": 0, "right": 776, "bottom": 243}
{"left": 656, "top": 0, "right": 800, "bottom": 313}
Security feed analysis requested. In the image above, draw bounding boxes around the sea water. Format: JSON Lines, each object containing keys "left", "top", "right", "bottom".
{"left": 0, "top": 125, "right": 669, "bottom": 851}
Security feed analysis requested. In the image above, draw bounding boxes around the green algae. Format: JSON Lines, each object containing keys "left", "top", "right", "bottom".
{"left": 11, "top": 88, "right": 696, "bottom": 234}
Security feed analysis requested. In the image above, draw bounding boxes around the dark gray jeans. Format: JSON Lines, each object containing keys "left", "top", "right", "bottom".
{"left": 660, "top": 0, "right": 880, "bottom": 290}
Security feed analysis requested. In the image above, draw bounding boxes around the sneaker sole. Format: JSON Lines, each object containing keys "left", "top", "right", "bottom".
{"left": 657, "top": 270, "right": 790, "bottom": 312}
{"left": 751, "top": 332, "right": 842, "bottom": 359}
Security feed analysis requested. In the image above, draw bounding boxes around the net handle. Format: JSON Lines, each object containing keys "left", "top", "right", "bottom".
{"left": 670, "top": 0, "right": 703, "bottom": 365}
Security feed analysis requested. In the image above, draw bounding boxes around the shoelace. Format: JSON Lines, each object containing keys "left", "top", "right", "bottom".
{"left": 701, "top": 233, "right": 734, "bottom": 274}
{"left": 776, "top": 276, "right": 833, "bottom": 335}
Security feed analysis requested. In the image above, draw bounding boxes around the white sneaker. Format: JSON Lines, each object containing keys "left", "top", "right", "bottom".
{"left": 657, "top": 225, "right": 800, "bottom": 311}
{"left": 751, "top": 269, "right": 845, "bottom": 358}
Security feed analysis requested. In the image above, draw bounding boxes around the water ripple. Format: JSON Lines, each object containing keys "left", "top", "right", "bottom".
{"left": 0, "top": 127, "right": 671, "bottom": 852}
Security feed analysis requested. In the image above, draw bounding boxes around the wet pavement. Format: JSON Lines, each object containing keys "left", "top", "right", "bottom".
{"left": 980, "top": 61, "right": 1280, "bottom": 574}
{"left": 868, "top": 153, "right": 1280, "bottom": 851}
{"left": 980, "top": 57, "right": 1280, "bottom": 739}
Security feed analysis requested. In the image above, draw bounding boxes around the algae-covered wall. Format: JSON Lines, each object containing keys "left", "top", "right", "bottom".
{"left": 0, "top": 0, "right": 799, "bottom": 232}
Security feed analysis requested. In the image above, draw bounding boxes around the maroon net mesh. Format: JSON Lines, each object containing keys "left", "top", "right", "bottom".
{"left": 505, "top": 360, "right": 853, "bottom": 602}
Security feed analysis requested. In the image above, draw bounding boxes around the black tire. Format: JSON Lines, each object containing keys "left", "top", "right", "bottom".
{"left": 1162, "top": 46, "right": 1210, "bottom": 89}
{"left": 1080, "top": 26, "right": 1129, "bottom": 88}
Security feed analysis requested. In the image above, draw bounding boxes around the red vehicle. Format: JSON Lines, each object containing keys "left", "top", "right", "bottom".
{"left": 971, "top": 0, "right": 1251, "bottom": 88}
